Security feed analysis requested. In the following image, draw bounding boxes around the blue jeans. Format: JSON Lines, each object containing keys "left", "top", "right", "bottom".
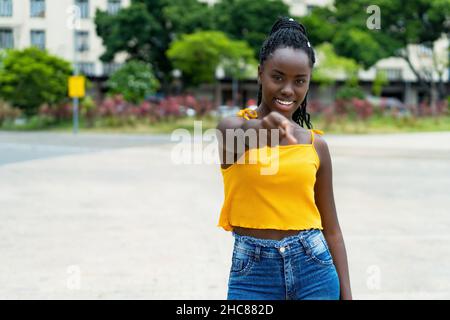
{"left": 227, "top": 229, "right": 340, "bottom": 300}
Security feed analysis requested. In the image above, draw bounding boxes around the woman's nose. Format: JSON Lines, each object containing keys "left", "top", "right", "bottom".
{"left": 280, "top": 84, "right": 294, "bottom": 98}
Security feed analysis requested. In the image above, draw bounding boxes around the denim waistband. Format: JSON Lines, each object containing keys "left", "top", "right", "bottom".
{"left": 232, "top": 228, "right": 319, "bottom": 246}
{"left": 232, "top": 229, "right": 325, "bottom": 259}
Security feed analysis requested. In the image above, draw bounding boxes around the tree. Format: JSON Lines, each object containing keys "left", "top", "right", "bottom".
{"left": 303, "top": 0, "right": 450, "bottom": 113}
{"left": 162, "top": 0, "right": 215, "bottom": 37}
{"left": 211, "top": 0, "right": 290, "bottom": 59}
{"left": 0, "top": 48, "right": 72, "bottom": 115}
{"left": 312, "top": 43, "right": 360, "bottom": 87}
{"left": 95, "top": 0, "right": 214, "bottom": 90}
{"left": 107, "top": 60, "right": 160, "bottom": 103}
{"left": 167, "top": 31, "right": 257, "bottom": 86}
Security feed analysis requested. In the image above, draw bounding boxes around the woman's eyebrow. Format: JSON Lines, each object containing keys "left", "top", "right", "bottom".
{"left": 272, "top": 69, "right": 308, "bottom": 77}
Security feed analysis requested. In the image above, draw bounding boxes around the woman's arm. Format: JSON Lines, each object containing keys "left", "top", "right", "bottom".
{"left": 313, "top": 134, "right": 352, "bottom": 300}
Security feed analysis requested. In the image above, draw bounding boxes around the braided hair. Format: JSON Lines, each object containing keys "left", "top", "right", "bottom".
{"left": 257, "top": 17, "right": 316, "bottom": 129}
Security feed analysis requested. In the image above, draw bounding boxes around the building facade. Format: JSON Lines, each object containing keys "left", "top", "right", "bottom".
{"left": 0, "top": 0, "right": 130, "bottom": 77}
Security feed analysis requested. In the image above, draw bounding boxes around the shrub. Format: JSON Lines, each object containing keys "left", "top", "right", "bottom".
{"left": 0, "top": 100, "right": 22, "bottom": 125}
{"left": 106, "top": 60, "right": 160, "bottom": 104}
{"left": 336, "top": 85, "right": 365, "bottom": 100}
{"left": 0, "top": 47, "right": 72, "bottom": 115}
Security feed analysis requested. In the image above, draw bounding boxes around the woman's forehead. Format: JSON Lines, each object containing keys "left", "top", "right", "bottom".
{"left": 264, "top": 47, "right": 311, "bottom": 74}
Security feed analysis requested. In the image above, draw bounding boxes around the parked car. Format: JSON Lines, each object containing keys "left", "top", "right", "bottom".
{"left": 366, "top": 95, "right": 411, "bottom": 116}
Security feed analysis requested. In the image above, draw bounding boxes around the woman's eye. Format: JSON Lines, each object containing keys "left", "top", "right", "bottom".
{"left": 273, "top": 76, "right": 283, "bottom": 81}
{"left": 296, "top": 79, "right": 305, "bottom": 85}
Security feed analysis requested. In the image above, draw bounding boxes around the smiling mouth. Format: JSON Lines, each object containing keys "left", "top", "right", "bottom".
{"left": 274, "top": 98, "right": 296, "bottom": 110}
{"left": 275, "top": 98, "right": 295, "bottom": 105}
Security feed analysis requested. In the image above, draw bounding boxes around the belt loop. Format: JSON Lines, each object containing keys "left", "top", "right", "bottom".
{"left": 299, "top": 236, "right": 311, "bottom": 255}
{"left": 254, "top": 245, "right": 261, "bottom": 262}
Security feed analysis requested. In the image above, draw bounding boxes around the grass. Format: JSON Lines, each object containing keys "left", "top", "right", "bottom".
{"left": 1, "top": 114, "right": 449, "bottom": 135}
{"left": 313, "top": 114, "right": 450, "bottom": 134}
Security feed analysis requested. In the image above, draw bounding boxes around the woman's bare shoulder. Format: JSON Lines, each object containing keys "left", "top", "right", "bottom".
{"left": 216, "top": 115, "right": 246, "bottom": 133}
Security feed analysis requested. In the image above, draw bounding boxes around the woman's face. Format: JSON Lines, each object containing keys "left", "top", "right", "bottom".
{"left": 258, "top": 47, "right": 312, "bottom": 118}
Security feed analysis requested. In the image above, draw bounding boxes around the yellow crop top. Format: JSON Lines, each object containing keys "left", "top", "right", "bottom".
{"left": 217, "top": 107, "right": 324, "bottom": 232}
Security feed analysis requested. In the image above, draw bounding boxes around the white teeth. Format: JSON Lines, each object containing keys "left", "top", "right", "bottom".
{"left": 276, "top": 99, "right": 294, "bottom": 105}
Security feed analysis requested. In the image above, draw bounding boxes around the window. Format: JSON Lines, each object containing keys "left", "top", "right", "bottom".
{"left": 75, "top": 0, "right": 89, "bottom": 19}
{"left": 0, "top": 28, "right": 13, "bottom": 49}
{"left": 417, "top": 45, "right": 433, "bottom": 58}
{"left": 75, "top": 31, "right": 89, "bottom": 52}
{"left": 0, "top": 0, "right": 12, "bottom": 17}
{"left": 102, "top": 62, "right": 122, "bottom": 75}
{"left": 107, "top": 0, "right": 121, "bottom": 15}
{"left": 75, "top": 62, "right": 95, "bottom": 76}
{"left": 306, "top": 5, "right": 317, "bottom": 14}
{"left": 379, "top": 68, "right": 402, "bottom": 81}
{"left": 31, "top": 30, "right": 45, "bottom": 50}
{"left": 30, "top": 0, "right": 45, "bottom": 17}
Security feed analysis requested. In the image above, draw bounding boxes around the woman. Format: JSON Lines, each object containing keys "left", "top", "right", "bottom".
{"left": 216, "top": 17, "right": 352, "bottom": 300}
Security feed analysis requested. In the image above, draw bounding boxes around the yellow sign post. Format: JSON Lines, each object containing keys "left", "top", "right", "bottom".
{"left": 68, "top": 75, "right": 85, "bottom": 134}
{"left": 68, "top": 75, "right": 85, "bottom": 98}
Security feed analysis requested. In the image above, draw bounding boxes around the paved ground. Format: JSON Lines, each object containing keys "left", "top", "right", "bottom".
{"left": 0, "top": 130, "right": 449, "bottom": 299}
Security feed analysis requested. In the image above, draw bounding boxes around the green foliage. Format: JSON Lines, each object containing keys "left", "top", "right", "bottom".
{"left": 313, "top": 43, "right": 360, "bottom": 86}
{"left": 300, "top": 7, "right": 337, "bottom": 46}
{"left": 211, "top": 0, "right": 290, "bottom": 59}
{"left": 95, "top": 3, "right": 166, "bottom": 78}
{"left": 333, "top": 28, "right": 384, "bottom": 68}
{"left": 0, "top": 47, "right": 72, "bottom": 115}
{"left": 372, "top": 70, "right": 388, "bottom": 97}
{"left": 106, "top": 60, "right": 160, "bottom": 103}
{"left": 81, "top": 95, "right": 95, "bottom": 113}
{"left": 95, "top": 0, "right": 214, "bottom": 85}
{"left": 167, "top": 31, "right": 257, "bottom": 85}
{"left": 162, "top": 0, "right": 215, "bottom": 36}
{"left": 305, "top": 0, "right": 450, "bottom": 68}
{"left": 336, "top": 86, "right": 365, "bottom": 100}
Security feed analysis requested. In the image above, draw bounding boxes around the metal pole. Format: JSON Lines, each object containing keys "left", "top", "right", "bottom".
{"left": 72, "top": 17, "right": 79, "bottom": 135}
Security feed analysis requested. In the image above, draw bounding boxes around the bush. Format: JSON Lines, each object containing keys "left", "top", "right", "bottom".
{"left": 0, "top": 47, "right": 72, "bottom": 115}
{"left": 106, "top": 60, "right": 160, "bottom": 104}
{"left": 38, "top": 103, "right": 72, "bottom": 121}
{"left": 332, "top": 97, "right": 373, "bottom": 121}
{"left": 0, "top": 100, "right": 22, "bottom": 125}
{"left": 336, "top": 85, "right": 365, "bottom": 100}
{"left": 76, "top": 93, "right": 215, "bottom": 127}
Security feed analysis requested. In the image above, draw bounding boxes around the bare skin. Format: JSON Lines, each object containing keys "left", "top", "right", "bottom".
{"left": 216, "top": 47, "right": 352, "bottom": 299}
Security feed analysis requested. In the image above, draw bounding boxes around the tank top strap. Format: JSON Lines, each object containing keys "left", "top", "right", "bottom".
{"left": 310, "top": 129, "right": 324, "bottom": 144}
{"left": 236, "top": 107, "right": 258, "bottom": 120}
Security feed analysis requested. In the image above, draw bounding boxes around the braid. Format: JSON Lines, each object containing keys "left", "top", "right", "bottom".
{"left": 257, "top": 17, "right": 315, "bottom": 129}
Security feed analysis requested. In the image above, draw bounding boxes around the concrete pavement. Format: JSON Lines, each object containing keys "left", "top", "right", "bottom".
{"left": 0, "top": 131, "right": 449, "bottom": 299}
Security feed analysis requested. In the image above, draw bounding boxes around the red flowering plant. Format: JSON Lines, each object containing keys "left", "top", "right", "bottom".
{"left": 351, "top": 98, "right": 373, "bottom": 120}
{"left": 38, "top": 103, "right": 72, "bottom": 121}
{"left": 0, "top": 100, "right": 22, "bottom": 126}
